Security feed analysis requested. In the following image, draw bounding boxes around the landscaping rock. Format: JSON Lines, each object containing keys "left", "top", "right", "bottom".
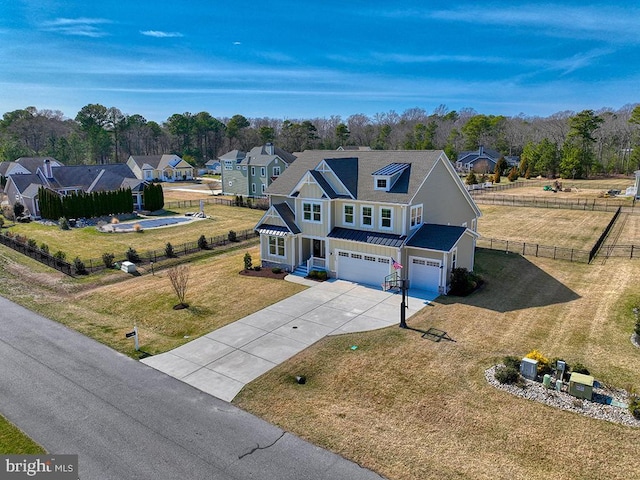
{"left": 485, "top": 365, "right": 639, "bottom": 427}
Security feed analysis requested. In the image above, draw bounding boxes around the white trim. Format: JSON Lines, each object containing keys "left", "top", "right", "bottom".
{"left": 410, "top": 204, "right": 423, "bottom": 229}
{"left": 379, "top": 207, "right": 393, "bottom": 230}
{"left": 268, "top": 236, "right": 286, "bottom": 257}
{"left": 302, "top": 201, "right": 322, "bottom": 223}
{"left": 343, "top": 203, "right": 355, "bottom": 226}
{"left": 315, "top": 160, "right": 355, "bottom": 199}
{"left": 360, "top": 205, "right": 374, "bottom": 229}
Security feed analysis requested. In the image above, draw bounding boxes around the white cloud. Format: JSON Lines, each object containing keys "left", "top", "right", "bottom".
{"left": 40, "top": 17, "right": 111, "bottom": 37}
{"left": 140, "top": 30, "right": 184, "bottom": 38}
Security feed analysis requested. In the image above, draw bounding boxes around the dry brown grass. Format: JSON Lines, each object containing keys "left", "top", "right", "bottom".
{"left": 477, "top": 205, "right": 613, "bottom": 249}
{"left": 235, "top": 251, "right": 640, "bottom": 480}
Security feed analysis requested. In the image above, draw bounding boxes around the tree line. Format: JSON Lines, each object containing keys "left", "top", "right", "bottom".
{"left": 2, "top": 103, "right": 640, "bottom": 178}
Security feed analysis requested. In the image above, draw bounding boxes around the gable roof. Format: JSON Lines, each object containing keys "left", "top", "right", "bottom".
{"left": 243, "top": 145, "right": 296, "bottom": 166}
{"left": 219, "top": 149, "right": 246, "bottom": 162}
{"left": 15, "top": 157, "right": 62, "bottom": 173}
{"left": 129, "top": 155, "right": 163, "bottom": 169}
{"left": 405, "top": 224, "right": 468, "bottom": 251}
{"left": 456, "top": 146, "right": 502, "bottom": 164}
{"left": 0, "top": 162, "right": 30, "bottom": 176}
{"left": 45, "top": 164, "right": 139, "bottom": 191}
{"left": 268, "top": 150, "right": 445, "bottom": 204}
{"left": 255, "top": 202, "right": 301, "bottom": 235}
{"left": 6, "top": 173, "right": 42, "bottom": 194}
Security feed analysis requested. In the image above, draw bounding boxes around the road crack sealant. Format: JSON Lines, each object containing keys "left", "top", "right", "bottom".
{"left": 237, "top": 431, "right": 286, "bottom": 459}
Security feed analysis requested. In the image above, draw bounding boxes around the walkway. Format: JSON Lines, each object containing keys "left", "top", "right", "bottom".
{"left": 142, "top": 279, "right": 436, "bottom": 401}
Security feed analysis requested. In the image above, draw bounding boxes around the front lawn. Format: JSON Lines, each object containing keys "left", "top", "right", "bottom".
{"left": 4, "top": 205, "right": 264, "bottom": 262}
{"left": 234, "top": 250, "right": 640, "bottom": 480}
{"left": 0, "top": 414, "right": 45, "bottom": 454}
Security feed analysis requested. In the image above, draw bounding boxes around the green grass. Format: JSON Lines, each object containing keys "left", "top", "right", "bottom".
{"left": 4, "top": 205, "right": 264, "bottom": 262}
{"left": 0, "top": 414, "right": 45, "bottom": 454}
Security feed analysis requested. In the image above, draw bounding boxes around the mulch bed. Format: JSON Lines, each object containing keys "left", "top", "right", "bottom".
{"left": 239, "top": 269, "right": 288, "bottom": 280}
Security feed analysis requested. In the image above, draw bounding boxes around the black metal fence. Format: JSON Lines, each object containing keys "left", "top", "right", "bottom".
{"left": 81, "top": 228, "right": 259, "bottom": 274}
{"left": 0, "top": 232, "right": 73, "bottom": 275}
{"left": 164, "top": 197, "right": 269, "bottom": 210}
{"left": 472, "top": 194, "right": 630, "bottom": 212}
{"left": 468, "top": 180, "right": 541, "bottom": 194}
{"left": 476, "top": 237, "right": 590, "bottom": 263}
{"left": 589, "top": 207, "right": 621, "bottom": 262}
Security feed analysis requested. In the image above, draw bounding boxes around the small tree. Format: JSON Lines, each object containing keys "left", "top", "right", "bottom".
{"left": 165, "top": 242, "right": 176, "bottom": 258}
{"left": 125, "top": 247, "right": 140, "bottom": 263}
{"left": 102, "top": 252, "right": 115, "bottom": 268}
{"left": 465, "top": 171, "right": 478, "bottom": 185}
{"left": 13, "top": 202, "right": 25, "bottom": 218}
{"left": 168, "top": 265, "right": 190, "bottom": 308}
{"left": 197, "top": 234, "right": 209, "bottom": 250}
{"left": 228, "top": 230, "right": 237, "bottom": 242}
{"left": 39, "top": 242, "right": 49, "bottom": 254}
{"left": 74, "top": 257, "right": 87, "bottom": 275}
{"left": 244, "top": 252, "right": 253, "bottom": 271}
{"left": 507, "top": 167, "right": 519, "bottom": 182}
{"left": 59, "top": 217, "right": 70, "bottom": 230}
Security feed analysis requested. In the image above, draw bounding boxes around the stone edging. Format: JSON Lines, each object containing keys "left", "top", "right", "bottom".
{"left": 485, "top": 366, "right": 639, "bottom": 428}
{"left": 632, "top": 333, "right": 640, "bottom": 349}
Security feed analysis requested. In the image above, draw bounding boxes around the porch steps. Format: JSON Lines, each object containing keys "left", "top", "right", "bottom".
{"left": 292, "top": 264, "right": 308, "bottom": 277}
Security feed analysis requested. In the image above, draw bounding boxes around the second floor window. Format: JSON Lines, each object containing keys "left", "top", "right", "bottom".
{"left": 273, "top": 166, "right": 281, "bottom": 177}
{"left": 410, "top": 204, "right": 423, "bottom": 228}
{"left": 303, "top": 202, "right": 321, "bottom": 222}
{"left": 380, "top": 208, "right": 392, "bottom": 229}
{"left": 361, "top": 206, "right": 372, "bottom": 227}
{"left": 261, "top": 167, "right": 266, "bottom": 177}
{"left": 344, "top": 205, "right": 354, "bottom": 225}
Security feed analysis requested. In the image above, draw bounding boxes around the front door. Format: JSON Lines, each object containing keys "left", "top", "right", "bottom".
{"left": 313, "top": 239, "right": 325, "bottom": 258}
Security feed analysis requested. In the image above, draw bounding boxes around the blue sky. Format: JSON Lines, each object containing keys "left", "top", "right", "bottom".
{"left": 1, "top": 1, "right": 639, "bottom": 122}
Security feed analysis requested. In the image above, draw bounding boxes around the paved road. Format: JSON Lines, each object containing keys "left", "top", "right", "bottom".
{"left": 0, "top": 296, "right": 384, "bottom": 480}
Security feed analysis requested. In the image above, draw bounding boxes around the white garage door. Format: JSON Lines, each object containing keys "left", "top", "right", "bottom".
{"left": 336, "top": 251, "right": 391, "bottom": 286}
{"left": 409, "top": 257, "right": 441, "bottom": 292}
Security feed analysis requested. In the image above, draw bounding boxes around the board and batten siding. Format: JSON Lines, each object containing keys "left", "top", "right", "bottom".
{"left": 327, "top": 239, "right": 397, "bottom": 273}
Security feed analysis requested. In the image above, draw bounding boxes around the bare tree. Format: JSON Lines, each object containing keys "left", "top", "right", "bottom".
{"left": 168, "top": 265, "right": 190, "bottom": 308}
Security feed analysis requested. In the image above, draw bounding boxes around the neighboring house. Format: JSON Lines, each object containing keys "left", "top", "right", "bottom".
{"left": 4, "top": 159, "right": 146, "bottom": 217}
{"left": 204, "top": 160, "right": 221, "bottom": 174}
{"left": 255, "top": 150, "right": 481, "bottom": 294}
{"left": 456, "top": 146, "right": 520, "bottom": 173}
{"left": 126, "top": 154, "right": 194, "bottom": 182}
{"left": 220, "top": 143, "right": 296, "bottom": 197}
{"left": 336, "top": 146, "right": 372, "bottom": 151}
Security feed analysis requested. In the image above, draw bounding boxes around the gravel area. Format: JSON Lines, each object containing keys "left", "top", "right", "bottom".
{"left": 485, "top": 366, "right": 640, "bottom": 428}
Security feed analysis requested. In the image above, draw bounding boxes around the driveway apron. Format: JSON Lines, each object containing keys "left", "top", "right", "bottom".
{"left": 143, "top": 279, "right": 436, "bottom": 401}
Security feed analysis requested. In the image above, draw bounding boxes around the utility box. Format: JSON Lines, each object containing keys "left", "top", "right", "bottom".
{"left": 569, "top": 372, "right": 594, "bottom": 400}
{"left": 520, "top": 357, "right": 538, "bottom": 380}
{"left": 121, "top": 261, "right": 137, "bottom": 274}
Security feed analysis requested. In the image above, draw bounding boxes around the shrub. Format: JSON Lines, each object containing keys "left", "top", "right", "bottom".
{"left": 493, "top": 171, "right": 501, "bottom": 184}
{"left": 2, "top": 205, "right": 14, "bottom": 221}
{"left": 39, "top": 243, "right": 49, "bottom": 254}
{"left": 13, "top": 202, "right": 25, "bottom": 218}
{"left": 165, "top": 242, "right": 176, "bottom": 258}
{"left": 629, "top": 396, "right": 640, "bottom": 420}
{"left": 73, "top": 257, "right": 87, "bottom": 275}
{"left": 125, "top": 247, "right": 140, "bottom": 263}
{"left": 58, "top": 217, "right": 70, "bottom": 230}
{"left": 495, "top": 366, "right": 520, "bottom": 384}
{"left": 507, "top": 167, "right": 519, "bottom": 182}
{"left": 102, "top": 252, "right": 115, "bottom": 268}
{"left": 571, "top": 363, "right": 590, "bottom": 375}
{"left": 244, "top": 252, "right": 252, "bottom": 270}
{"left": 198, "top": 234, "right": 209, "bottom": 250}
{"left": 525, "top": 349, "right": 552, "bottom": 375}
{"left": 635, "top": 319, "right": 640, "bottom": 338}
{"left": 271, "top": 267, "right": 282, "bottom": 274}
{"left": 503, "top": 356, "right": 521, "bottom": 371}
{"left": 27, "top": 238, "right": 37, "bottom": 249}
{"left": 309, "top": 270, "right": 328, "bottom": 281}
{"left": 53, "top": 250, "right": 67, "bottom": 262}
{"left": 253, "top": 265, "right": 261, "bottom": 271}
{"left": 449, "top": 267, "right": 481, "bottom": 296}
{"left": 0, "top": 217, "right": 4, "bottom": 228}
{"left": 465, "top": 171, "right": 478, "bottom": 185}
{"left": 133, "top": 223, "right": 143, "bottom": 233}
{"left": 228, "top": 230, "right": 237, "bottom": 242}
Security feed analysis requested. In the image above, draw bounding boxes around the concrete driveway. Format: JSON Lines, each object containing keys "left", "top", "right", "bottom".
{"left": 142, "top": 279, "right": 436, "bottom": 401}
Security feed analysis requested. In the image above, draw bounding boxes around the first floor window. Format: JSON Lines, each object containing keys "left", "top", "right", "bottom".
{"left": 269, "top": 236, "right": 285, "bottom": 256}
{"left": 251, "top": 183, "right": 256, "bottom": 193}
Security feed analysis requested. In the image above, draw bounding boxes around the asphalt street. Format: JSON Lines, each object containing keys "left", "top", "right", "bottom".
{"left": 0, "top": 296, "right": 384, "bottom": 480}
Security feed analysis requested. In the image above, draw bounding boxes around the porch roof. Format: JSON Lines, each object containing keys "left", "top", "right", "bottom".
{"left": 327, "top": 227, "right": 405, "bottom": 247}
{"left": 406, "top": 224, "right": 466, "bottom": 251}
{"left": 255, "top": 224, "right": 290, "bottom": 237}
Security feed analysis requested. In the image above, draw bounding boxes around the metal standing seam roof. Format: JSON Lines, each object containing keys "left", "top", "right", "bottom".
{"left": 371, "top": 163, "right": 411, "bottom": 176}
{"left": 255, "top": 225, "right": 290, "bottom": 237}
{"left": 327, "top": 227, "right": 406, "bottom": 248}
{"left": 405, "top": 224, "right": 467, "bottom": 251}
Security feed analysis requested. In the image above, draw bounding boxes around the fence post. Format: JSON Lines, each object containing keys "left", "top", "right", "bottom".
{"left": 570, "top": 249, "right": 573, "bottom": 262}
{"left": 536, "top": 244, "right": 539, "bottom": 257}
{"left": 506, "top": 241, "right": 509, "bottom": 253}
{"left": 632, "top": 245, "right": 634, "bottom": 259}
{"left": 522, "top": 242, "right": 526, "bottom": 255}
{"left": 554, "top": 246, "right": 557, "bottom": 259}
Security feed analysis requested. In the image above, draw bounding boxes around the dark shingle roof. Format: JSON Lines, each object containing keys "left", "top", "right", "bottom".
{"left": 129, "top": 155, "right": 162, "bottom": 168}
{"left": 267, "top": 150, "right": 444, "bottom": 204}
{"left": 327, "top": 227, "right": 406, "bottom": 248}
{"left": 308, "top": 170, "right": 340, "bottom": 199}
{"left": 15, "top": 157, "right": 60, "bottom": 173}
{"left": 405, "top": 224, "right": 466, "bottom": 251}
{"left": 50, "top": 164, "right": 137, "bottom": 191}
{"left": 8, "top": 173, "right": 42, "bottom": 193}
{"left": 272, "top": 202, "right": 301, "bottom": 234}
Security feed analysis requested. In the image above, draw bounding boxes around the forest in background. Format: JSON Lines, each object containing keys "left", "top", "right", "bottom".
{"left": 2, "top": 103, "right": 640, "bottom": 179}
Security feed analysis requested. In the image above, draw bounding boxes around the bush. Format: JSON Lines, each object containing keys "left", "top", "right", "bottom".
{"left": 73, "top": 257, "right": 87, "bottom": 275}
{"left": 495, "top": 366, "right": 520, "bottom": 384}
{"left": 507, "top": 167, "right": 519, "bottom": 182}
{"left": 629, "top": 396, "right": 640, "bottom": 420}
{"left": 13, "top": 202, "right": 25, "bottom": 218}
{"left": 271, "top": 267, "right": 282, "bottom": 274}
{"left": 125, "top": 247, "right": 140, "bottom": 263}
{"left": 635, "top": 320, "right": 640, "bottom": 338}
{"left": 53, "top": 250, "right": 66, "bottom": 262}
{"left": 525, "top": 349, "right": 552, "bottom": 375}
{"left": 27, "top": 238, "right": 37, "bottom": 249}
{"left": 244, "top": 252, "right": 252, "bottom": 270}
{"left": 133, "top": 223, "right": 143, "bottom": 233}
{"left": 2, "top": 205, "right": 14, "bottom": 221}
{"left": 503, "top": 356, "right": 521, "bottom": 371}
{"left": 198, "top": 234, "right": 209, "bottom": 250}
{"left": 102, "top": 252, "right": 115, "bottom": 268}
{"left": 571, "top": 363, "right": 590, "bottom": 375}
{"left": 253, "top": 265, "right": 261, "bottom": 271}
{"left": 309, "top": 270, "right": 328, "bottom": 281}
{"left": 39, "top": 243, "right": 49, "bottom": 254}
{"left": 59, "top": 217, "right": 70, "bottom": 230}
{"left": 465, "top": 171, "right": 478, "bottom": 185}
{"left": 449, "top": 267, "right": 481, "bottom": 296}
{"left": 228, "top": 230, "right": 237, "bottom": 242}
{"left": 165, "top": 242, "right": 176, "bottom": 258}
{"left": 0, "top": 217, "right": 4, "bottom": 228}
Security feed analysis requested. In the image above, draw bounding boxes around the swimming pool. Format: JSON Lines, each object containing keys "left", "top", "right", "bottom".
{"left": 109, "top": 217, "right": 193, "bottom": 231}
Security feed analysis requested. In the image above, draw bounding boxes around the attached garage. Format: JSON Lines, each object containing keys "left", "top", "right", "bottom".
{"left": 408, "top": 256, "right": 441, "bottom": 292}
{"left": 336, "top": 250, "right": 392, "bottom": 286}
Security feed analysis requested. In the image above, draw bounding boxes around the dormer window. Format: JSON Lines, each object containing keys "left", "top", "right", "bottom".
{"left": 376, "top": 178, "right": 387, "bottom": 189}
{"left": 372, "top": 163, "right": 410, "bottom": 192}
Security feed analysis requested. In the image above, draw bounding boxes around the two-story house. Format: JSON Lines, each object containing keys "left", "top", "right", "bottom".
{"left": 255, "top": 150, "right": 481, "bottom": 294}
{"left": 220, "top": 143, "right": 296, "bottom": 197}
{"left": 456, "top": 146, "right": 520, "bottom": 174}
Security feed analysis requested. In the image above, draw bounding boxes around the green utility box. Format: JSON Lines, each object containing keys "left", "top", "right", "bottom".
{"left": 568, "top": 372, "right": 594, "bottom": 400}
